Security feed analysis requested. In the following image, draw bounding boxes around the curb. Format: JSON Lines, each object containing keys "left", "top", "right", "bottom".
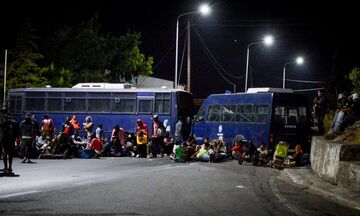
{"left": 282, "top": 168, "right": 360, "bottom": 211}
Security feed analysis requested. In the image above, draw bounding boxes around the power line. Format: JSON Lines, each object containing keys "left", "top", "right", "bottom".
{"left": 192, "top": 25, "right": 237, "bottom": 91}
{"left": 192, "top": 24, "right": 245, "bottom": 79}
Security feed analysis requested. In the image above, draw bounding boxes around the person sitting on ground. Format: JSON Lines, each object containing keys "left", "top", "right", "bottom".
{"left": 163, "top": 132, "right": 174, "bottom": 157}
{"left": 36, "top": 133, "right": 51, "bottom": 154}
{"left": 341, "top": 93, "right": 360, "bottom": 131}
{"left": 253, "top": 142, "right": 268, "bottom": 166}
{"left": 257, "top": 142, "right": 268, "bottom": 158}
{"left": 69, "top": 131, "right": 86, "bottom": 157}
{"left": 326, "top": 93, "right": 350, "bottom": 139}
{"left": 231, "top": 140, "right": 243, "bottom": 160}
{"left": 172, "top": 143, "right": 185, "bottom": 163}
{"left": 194, "top": 141, "right": 210, "bottom": 162}
{"left": 285, "top": 144, "right": 303, "bottom": 166}
{"left": 82, "top": 132, "right": 102, "bottom": 158}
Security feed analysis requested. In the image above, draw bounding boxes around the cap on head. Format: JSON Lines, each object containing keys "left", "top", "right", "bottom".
{"left": 137, "top": 119, "right": 142, "bottom": 123}
{"left": 153, "top": 114, "right": 158, "bottom": 119}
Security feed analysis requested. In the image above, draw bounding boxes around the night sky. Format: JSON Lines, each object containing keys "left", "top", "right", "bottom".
{"left": 1, "top": 1, "right": 359, "bottom": 98}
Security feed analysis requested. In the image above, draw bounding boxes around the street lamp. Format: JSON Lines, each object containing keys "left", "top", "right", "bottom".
{"left": 244, "top": 35, "right": 273, "bottom": 92}
{"left": 282, "top": 56, "right": 304, "bottom": 89}
{"left": 174, "top": 3, "right": 210, "bottom": 89}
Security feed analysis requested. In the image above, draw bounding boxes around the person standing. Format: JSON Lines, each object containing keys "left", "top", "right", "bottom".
{"left": 313, "top": 90, "right": 327, "bottom": 134}
{"left": 150, "top": 115, "right": 165, "bottom": 158}
{"left": 84, "top": 116, "right": 94, "bottom": 145}
{"left": 1, "top": 113, "right": 19, "bottom": 174}
{"left": 136, "top": 119, "right": 148, "bottom": 158}
{"left": 40, "top": 114, "right": 54, "bottom": 139}
{"left": 20, "top": 113, "right": 36, "bottom": 163}
{"left": 70, "top": 115, "right": 80, "bottom": 132}
{"left": 0, "top": 108, "right": 7, "bottom": 168}
{"left": 95, "top": 123, "right": 105, "bottom": 140}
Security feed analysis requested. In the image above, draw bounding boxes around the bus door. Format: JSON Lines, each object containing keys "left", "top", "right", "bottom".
{"left": 137, "top": 96, "right": 154, "bottom": 127}
{"left": 193, "top": 107, "right": 207, "bottom": 143}
{"left": 271, "top": 94, "right": 309, "bottom": 152}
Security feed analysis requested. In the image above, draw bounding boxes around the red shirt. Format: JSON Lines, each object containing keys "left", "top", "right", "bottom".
{"left": 90, "top": 138, "right": 102, "bottom": 153}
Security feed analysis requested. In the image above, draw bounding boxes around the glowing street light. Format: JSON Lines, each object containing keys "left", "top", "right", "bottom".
{"left": 244, "top": 35, "right": 274, "bottom": 92}
{"left": 283, "top": 56, "right": 304, "bottom": 89}
{"left": 174, "top": 3, "right": 210, "bottom": 89}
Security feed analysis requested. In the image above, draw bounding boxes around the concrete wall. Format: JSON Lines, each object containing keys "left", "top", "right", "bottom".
{"left": 310, "top": 136, "right": 360, "bottom": 191}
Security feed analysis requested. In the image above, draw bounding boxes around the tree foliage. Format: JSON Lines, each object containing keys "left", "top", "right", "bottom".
{"left": 5, "top": 20, "right": 48, "bottom": 89}
{"left": 0, "top": 15, "right": 153, "bottom": 105}
{"left": 44, "top": 15, "right": 153, "bottom": 84}
{"left": 349, "top": 67, "right": 360, "bottom": 93}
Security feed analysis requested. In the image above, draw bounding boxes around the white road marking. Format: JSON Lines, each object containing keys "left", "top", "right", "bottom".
{"left": 236, "top": 185, "right": 246, "bottom": 189}
{"left": 0, "top": 190, "right": 40, "bottom": 199}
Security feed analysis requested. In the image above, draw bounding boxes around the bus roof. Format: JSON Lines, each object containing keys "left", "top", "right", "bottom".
{"left": 246, "top": 87, "right": 293, "bottom": 93}
{"left": 8, "top": 86, "right": 191, "bottom": 94}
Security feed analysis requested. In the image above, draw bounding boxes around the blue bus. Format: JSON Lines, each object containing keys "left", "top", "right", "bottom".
{"left": 192, "top": 88, "right": 311, "bottom": 152}
{"left": 7, "top": 83, "right": 194, "bottom": 139}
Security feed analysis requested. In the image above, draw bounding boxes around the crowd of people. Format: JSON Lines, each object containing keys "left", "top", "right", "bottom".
{"left": 311, "top": 90, "right": 360, "bottom": 139}
{"left": 2, "top": 93, "right": 334, "bottom": 175}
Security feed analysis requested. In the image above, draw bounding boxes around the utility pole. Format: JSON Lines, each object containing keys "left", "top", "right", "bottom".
{"left": 186, "top": 21, "right": 191, "bottom": 92}
{"left": 3, "top": 50, "right": 7, "bottom": 108}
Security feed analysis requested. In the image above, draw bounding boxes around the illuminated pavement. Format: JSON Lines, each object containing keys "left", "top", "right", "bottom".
{"left": 0, "top": 157, "right": 359, "bottom": 215}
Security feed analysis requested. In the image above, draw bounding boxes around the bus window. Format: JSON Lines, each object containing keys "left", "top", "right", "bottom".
{"left": 25, "top": 92, "right": 45, "bottom": 112}
{"left": 64, "top": 92, "right": 86, "bottom": 112}
{"left": 207, "top": 105, "right": 221, "bottom": 122}
{"left": 155, "top": 93, "right": 171, "bottom": 114}
{"left": 221, "top": 105, "right": 236, "bottom": 122}
{"left": 112, "top": 93, "right": 136, "bottom": 113}
{"left": 235, "top": 104, "right": 252, "bottom": 123}
{"left": 9, "top": 95, "right": 22, "bottom": 114}
{"left": 47, "top": 92, "right": 62, "bottom": 112}
{"left": 138, "top": 99, "right": 153, "bottom": 114}
{"left": 253, "top": 105, "right": 269, "bottom": 123}
{"left": 88, "top": 92, "right": 111, "bottom": 112}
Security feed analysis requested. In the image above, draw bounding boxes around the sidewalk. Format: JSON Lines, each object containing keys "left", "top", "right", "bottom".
{"left": 281, "top": 166, "right": 360, "bottom": 210}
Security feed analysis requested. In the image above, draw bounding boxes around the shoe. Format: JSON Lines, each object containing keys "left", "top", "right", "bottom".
{"left": 21, "top": 159, "right": 27, "bottom": 163}
{"left": 27, "top": 160, "right": 35, "bottom": 163}
{"left": 136, "top": 154, "right": 140, "bottom": 158}
{"left": 4, "top": 169, "right": 13, "bottom": 175}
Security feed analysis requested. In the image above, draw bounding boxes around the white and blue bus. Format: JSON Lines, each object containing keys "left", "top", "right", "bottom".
{"left": 192, "top": 88, "right": 311, "bottom": 152}
{"left": 7, "top": 83, "right": 194, "bottom": 139}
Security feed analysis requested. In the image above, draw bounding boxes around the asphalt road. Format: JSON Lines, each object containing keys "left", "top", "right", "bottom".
{"left": 0, "top": 157, "right": 359, "bottom": 216}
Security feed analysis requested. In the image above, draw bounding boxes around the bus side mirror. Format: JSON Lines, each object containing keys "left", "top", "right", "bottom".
{"left": 194, "top": 115, "right": 204, "bottom": 123}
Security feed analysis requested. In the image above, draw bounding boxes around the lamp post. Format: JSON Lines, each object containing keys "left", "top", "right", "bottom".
{"left": 282, "top": 56, "right": 304, "bottom": 89}
{"left": 174, "top": 3, "right": 210, "bottom": 89}
{"left": 3, "top": 50, "right": 7, "bottom": 108}
{"left": 244, "top": 35, "right": 273, "bottom": 92}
